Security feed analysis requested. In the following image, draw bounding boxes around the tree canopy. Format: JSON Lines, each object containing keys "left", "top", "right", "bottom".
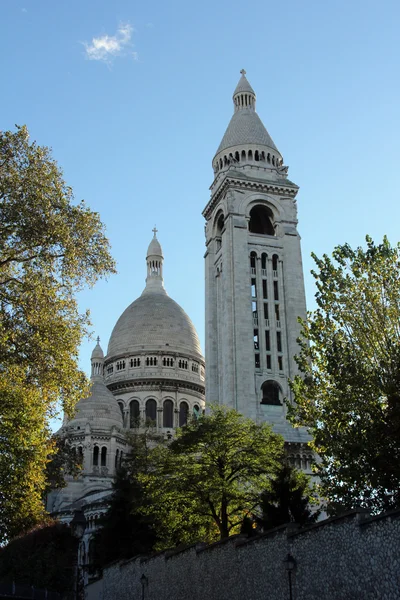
{"left": 140, "top": 406, "right": 285, "bottom": 547}
{"left": 0, "top": 126, "right": 115, "bottom": 541}
{"left": 289, "top": 236, "right": 400, "bottom": 513}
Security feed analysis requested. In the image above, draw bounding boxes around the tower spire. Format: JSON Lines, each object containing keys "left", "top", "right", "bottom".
{"left": 233, "top": 69, "right": 256, "bottom": 112}
{"left": 143, "top": 228, "right": 166, "bottom": 295}
{"left": 91, "top": 337, "right": 104, "bottom": 381}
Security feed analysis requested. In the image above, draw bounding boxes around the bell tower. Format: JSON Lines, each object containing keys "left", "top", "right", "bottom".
{"left": 203, "top": 70, "right": 309, "bottom": 443}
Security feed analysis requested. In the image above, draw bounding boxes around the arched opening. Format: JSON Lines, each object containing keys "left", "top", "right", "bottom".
{"left": 249, "top": 205, "right": 275, "bottom": 235}
{"left": 255, "top": 150, "right": 259, "bottom": 161}
{"left": 146, "top": 399, "right": 157, "bottom": 423}
{"left": 115, "top": 449, "right": 119, "bottom": 468}
{"left": 88, "top": 540, "right": 95, "bottom": 565}
{"left": 248, "top": 150, "right": 253, "bottom": 161}
{"left": 261, "top": 380, "right": 281, "bottom": 405}
{"left": 93, "top": 446, "right": 99, "bottom": 466}
{"left": 179, "top": 401, "right": 189, "bottom": 426}
{"left": 216, "top": 212, "right": 224, "bottom": 234}
{"left": 193, "top": 404, "right": 200, "bottom": 419}
{"left": 250, "top": 251, "right": 257, "bottom": 274}
{"left": 130, "top": 400, "right": 140, "bottom": 428}
{"left": 101, "top": 446, "right": 107, "bottom": 467}
{"left": 241, "top": 150, "right": 246, "bottom": 160}
{"left": 163, "top": 399, "right": 174, "bottom": 428}
{"left": 261, "top": 253, "right": 267, "bottom": 271}
{"left": 272, "top": 254, "right": 279, "bottom": 271}
{"left": 235, "top": 151, "right": 240, "bottom": 162}
{"left": 118, "top": 401, "right": 124, "bottom": 420}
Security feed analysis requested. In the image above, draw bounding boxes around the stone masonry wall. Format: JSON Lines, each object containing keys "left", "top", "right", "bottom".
{"left": 87, "top": 509, "right": 400, "bottom": 600}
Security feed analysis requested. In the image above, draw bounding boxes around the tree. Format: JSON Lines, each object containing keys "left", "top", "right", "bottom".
{"left": 257, "top": 465, "right": 318, "bottom": 530}
{"left": 93, "top": 430, "right": 159, "bottom": 566}
{"left": 0, "top": 126, "right": 115, "bottom": 541}
{"left": 141, "top": 406, "right": 284, "bottom": 547}
{"left": 289, "top": 236, "right": 400, "bottom": 513}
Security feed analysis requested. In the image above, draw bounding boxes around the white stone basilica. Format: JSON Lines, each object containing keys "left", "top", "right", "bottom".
{"left": 49, "top": 70, "right": 312, "bottom": 532}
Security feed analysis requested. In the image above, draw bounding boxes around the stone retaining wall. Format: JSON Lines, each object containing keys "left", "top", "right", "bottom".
{"left": 87, "top": 508, "right": 400, "bottom": 600}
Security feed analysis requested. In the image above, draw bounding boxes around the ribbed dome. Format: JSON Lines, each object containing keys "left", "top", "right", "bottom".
{"left": 107, "top": 290, "right": 202, "bottom": 359}
{"left": 147, "top": 236, "right": 163, "bottom": 258}
{"left": 91, "top": 339, "right": 104, "bottom": 359}
{"left": 68, "top": 381, "right": 123, "bottom": 430}
{"left": 216, "top": 108, "right": 278, "bottom": 156}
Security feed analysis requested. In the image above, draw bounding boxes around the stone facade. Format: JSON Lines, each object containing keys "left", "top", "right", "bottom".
{"left": 203, "top": 71, "right": 309, "bottom": 445}
{"left": 86, "top": 509, "right": 400, "bottom": 600}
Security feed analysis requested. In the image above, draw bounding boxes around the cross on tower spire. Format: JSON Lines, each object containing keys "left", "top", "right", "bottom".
{"left": 152, "top": 226, "right": 158, "bottom": 237}
{"left": 240, "top": 68, "right": 246, "bottom": 76}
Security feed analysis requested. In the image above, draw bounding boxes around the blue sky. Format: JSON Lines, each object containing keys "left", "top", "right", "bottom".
{"left": 2, "top": 0, "right": 400, "bottom": 385}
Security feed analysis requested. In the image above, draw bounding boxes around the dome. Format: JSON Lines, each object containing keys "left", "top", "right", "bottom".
{"left": 68, "top": 380, "right": 123, "bottom": 430}
{"left": 215, "top": 109, "right": 278, "bottom": 156}
{"left": 91, "top": 338, "right": 104, "bottom": 359}
{"left": 147, "top": 236, "right": 163, "bottom": 258}
{"left": 107, "top": 290, "right": 203, "bottom": 360}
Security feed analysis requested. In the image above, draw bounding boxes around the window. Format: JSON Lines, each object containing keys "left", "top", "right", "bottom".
{"left": 277, "top": 331, "right": 282, "bottom": 353}
{"left": 266, "top": 355, "right": 272, "bottom": 369}
{"left": 192, "top": 362, "right": 199, "bottom": 373}
{"left": 118, "top": 401, "right": 124, "bottom": 419}
{"left": 146, "top": 399, "right": 157, "bottom": 423}
{"left": 261, "top": 381, "right": 281, "bottom": 405}
{"left": 130, "top": 400, "right": 140, "bottom": 428}
{"left": 273, "top": 281, "right": 279, "bottom": 301}
{"left": 130, "top": 357, "right": 141, "bottom": 367}
{"left": 101, "top": 447, "right": 107, "bottom": 467}
{"left": 262, "top": 280, "right": 268, "bottom": 299}
{"left": 163, "top": 357, "right": 174, "bottom": 367}
{"left": 116, "top": 360, "right": 125, "bottom": 371}
{"left": 193, "top": 404, "right": 200, "bottom": 419}
{"left": 107, "top": 364, "right": 114, "bottom": 375}
{"left": 251, "top": 278, "right": 257, "bottom": 297}
{"left": 163, "top": 400, "right": 174, "bottom": 428}
{"left": 93, "top": 446, "right": 99, "bottom": 466}
{"left": 179, "top": 359, "right": 188, "bottom": 369}
{"left": 264, "top": 303, "right": 269, "bottom": 321}
{"left": 115, "top": 449, "right": 119, "bottom": 468}
{"left": 275, "top": 304, "right": 280, "bottom": 322}
{"left": 250, "top": 252, "right": 257, "bottom": 274}
{"left": 278, "top": 356, "right": 283, "bottom": 371}
{"left": 265, "top": 330, "right": 270, "bottom": 351}
{"left": 248, "top": 205, "right": 275, "bottom": 235}
{"left": 253, "top": 329, "right": 259, "bottom": 350}
{"left": 255, "top": 354, "right": 260, "bottom": 369}
{"left": 179, "top": 402, "right": 189, "bottom": 426}
{"left": 261, "top": 253, "right": 267, "bottom": 271}
{"left": 272, "top": 254, "right": 279, "bottom": 271}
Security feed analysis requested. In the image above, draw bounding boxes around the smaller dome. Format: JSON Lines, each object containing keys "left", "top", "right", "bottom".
{"left": 147, "top": 230, "right": 163, "bottom": 258}
{"left": 91, "top": 338, "right": 104, "bottom": 359}
{"left": 233, "top": 70, "right": 255, "bottom": 96}
{"left": 68, "top": 380, "right": 123, "bottom": 431}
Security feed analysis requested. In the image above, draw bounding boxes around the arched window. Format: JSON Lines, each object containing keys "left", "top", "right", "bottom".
{"left": 216, "top": 212, "right": 224, "bottom": 234}
{"left": 130, "top": 400, "right": 140, "bottom": 428}
{"left": 163, "top": 399, "right": 174, "bottom": 428}
{"left": 193, "top": 404, "right": 200, "bottom": 419}
{"left": 93, "top": 446, "right": 99, "bottom": 466}
{"left": 249, "top": 205, "right": 275, "bottom": 236}
{"left": 101, "top": 446, "right": 107, "bottom": 467}
{"left": 261, "top": 253, "right": 267, "bottom": 271}
{"left": 255, "top": 150, "right": 259, "bottom": 161}
{"left": 88, "top": 540, "right": 95, "bottom": 565}
{"left": 261, "top": 381, "right": 281, "bottom": 405}
{"left": 115, "top": 449, "right": 119, "bottom": 468}
{"left": 146, "top": 399, "right": 157, "bottom": 423}
{"left": 179, "top": 401, "right": 189, "bottom": 426}
{"left": 241, "top": 150, "right": 246, "bottom": 160}
{"left": 250, "top": 251, "right": 257, "bottom": 274}
{"left": 235, "top": 151, "right": 239, "bottom": 162}
{"left": 248, "top": 150, "right": 253, "bottom": 161}
{"left": 272, "top": 254, "right": 279, "bottom": 272}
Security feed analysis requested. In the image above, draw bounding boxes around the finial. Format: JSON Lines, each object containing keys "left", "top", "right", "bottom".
{"left": 152, "top": 226, "right": 158, "bottom": 237}
{"left": 240, "top": 69, "right": 246, "bottom": 76}
{"left": 96, "top": 336, "right": 100, "bottom": 344}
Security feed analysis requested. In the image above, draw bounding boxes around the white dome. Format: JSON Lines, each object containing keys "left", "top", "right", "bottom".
{"left": 107, "top": 290, "right": 202, "bottom": 360}
{"left": 68, "top": 380, "right": 123, "bottom": 430}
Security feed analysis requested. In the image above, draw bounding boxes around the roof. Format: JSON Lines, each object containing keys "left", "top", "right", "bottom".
{"left": 68, "top": 380, "right": 123, "bottom": 430}
{"left": 147, "top": 234, "right": 163, "bottom": 258}
{"left": 233, "top": 72, "right": 255, "bottom": 96}
{"left": 107, "top": 290, "right": 203, "bottom": 360}
{"left": 215, "top": 108, "right": 279, "bottom": 156}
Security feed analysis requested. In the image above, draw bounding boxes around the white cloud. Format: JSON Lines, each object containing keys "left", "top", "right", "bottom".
{"left": 83, "top": 23, "right": 136, "bottom": 64}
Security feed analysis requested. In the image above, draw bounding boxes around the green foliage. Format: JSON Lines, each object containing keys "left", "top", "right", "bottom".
{"left": 45, "top": 434, "right": 83, "bottom": 495}
{"left": 0, "top": 520, "right": 78, "bottom": 594}
{"left": 257, "top": 465, "right": 318, "bottom": 530}
{"left": 289, "top": 236, "right": 400, "bottom": 513}
{"left": 141, "top": 406, "right": 284, "bottom": 547}
{"left": 0, "top": 126, "right": 116, "bottom": 542}
{"left": 93, "top": 430, "right": 159, "bottom": 566}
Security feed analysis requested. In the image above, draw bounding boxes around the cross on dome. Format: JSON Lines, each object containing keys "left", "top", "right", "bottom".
{"left": 240, "top": 69, "right": 246, "bottom": 76}
{"left": 152, "top": 226, "right": 158, "bottom": 237}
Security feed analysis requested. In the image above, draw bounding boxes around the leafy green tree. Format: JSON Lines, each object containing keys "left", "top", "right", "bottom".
{"left": 257, "top": 465, "right": 318, "bottom": 530}
{"left": 289, "top": 236, "right": 400, "bottom": 513}
{"left": 44, "top": 434, "right": 83, "bottom": 498}
{"left": 141, "top": 406, "right": 284, "bottom": 547}
{"left": 93, "top": 430, "right": 159, "bottom": 566}
{"left": 0, "top": 126, "right": 115, "bottom": 541}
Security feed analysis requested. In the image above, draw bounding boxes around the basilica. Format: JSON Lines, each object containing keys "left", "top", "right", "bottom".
{"left": 47, "top": 70, "right": 312, "bottom": 544}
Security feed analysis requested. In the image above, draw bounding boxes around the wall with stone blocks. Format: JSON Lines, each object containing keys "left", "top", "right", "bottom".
{"left": 87, "top": 508, "right": 400, "bottom": 600}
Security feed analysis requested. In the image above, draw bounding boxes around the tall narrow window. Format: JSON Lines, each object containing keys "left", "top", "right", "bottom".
{"left": 263, "top": 280, "right": 268, "bottom": 299}
{"left": 163, "top": 400, "right": 174, "bottom": 428}
{"left": 278, "top": 356, "right": 283, "bottom": 371}
{"left": 264, "top": 303, "right": 269, "bottom": 321}
{"left": 115, "top": 449, "right": 119, "bottom": 468}
{"left": 101, "top": 447, "right": 107, "bottom": 467}
{"left": 275, "top": 304, "right": 280, "bottom": 322}
{"left": 266, "top": 355, "right": 272, "bottom": 369}
{"left": 93, "top": 446, "right": 99, "bottom": 466}
{"left": 251, "top": 278, "right": 257, "bottom": 297}
{"left": 255, "top": 354, "right": 260, "bottom": 369}
{"left": 272, "top": 254, "right": 279, "bottom": 272}
{"left": 265, "top": 330, "right": 270, "bottom": 351}
{"left": 146, "top": 399, "right": 157, "bottom": 423}
{"left": 253, "top": 329, "right": 259, "bottom": 350}
{"left": 261, "top": 253, "right": 267, "bottom": 275}
{"left": 277, "top": 331, "right": 282, "bottom": 352}
{"left": 130, "top": 400, "right": 140, "bottom": 428}
{"left": 250, "top": 252, "right": 257, "bottom": 274}
{"left": 273, "top": 281, "right": 279, "bottom": 301}
{"left": 179, "top": 402, "right": 189, "bottom": 427}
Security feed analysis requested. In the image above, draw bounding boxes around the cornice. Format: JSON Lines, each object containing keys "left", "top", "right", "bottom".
{"left": 203, "top": 175, "right": 298, "bottom": 219}
{"left": 107, "top": 378, "right": 205, "bottom": 397}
